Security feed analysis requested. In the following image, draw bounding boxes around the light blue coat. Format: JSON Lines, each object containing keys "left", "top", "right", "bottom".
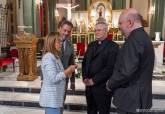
{"left": 39, "top": 52, "right": 66, "bottom": 108}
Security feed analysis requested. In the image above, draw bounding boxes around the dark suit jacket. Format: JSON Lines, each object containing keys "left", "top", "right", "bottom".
{"left": 107, "top": 27, "right": 155, "bottom": 113}
{"left": 82, "top": 38, "right": 118, "bottom": 89}
{"left": 61, "top": 40, "right": 75, "bottom": 83}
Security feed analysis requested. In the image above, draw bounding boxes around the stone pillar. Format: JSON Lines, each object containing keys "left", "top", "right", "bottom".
{"left": 14, "top": 32, "right": 38, "bottom": 81}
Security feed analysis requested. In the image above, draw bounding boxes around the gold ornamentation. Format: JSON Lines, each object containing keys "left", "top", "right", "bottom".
{"left": 14, "top": 32, "right": 38, "bottom": 81}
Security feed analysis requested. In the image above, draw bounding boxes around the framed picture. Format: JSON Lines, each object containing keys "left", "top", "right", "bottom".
{"left": 88, "top": 32, "right": 95, "bottom": 44}
{"left": 71, "top": 34, "right": 78, "bottom": 44}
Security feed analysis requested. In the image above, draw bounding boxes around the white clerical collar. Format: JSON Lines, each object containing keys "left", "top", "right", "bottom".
{"left": 98, "top": 41, "right": 102, "bottom": 45}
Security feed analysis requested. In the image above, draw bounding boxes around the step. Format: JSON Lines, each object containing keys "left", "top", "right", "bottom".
{"left": 0, "top": 78, "right": 85, "bottom": 95}
{"left": 0, "top": 91, "right": 118, "bottom": 111}
{"left": 36, "top": 52, "right": 42, "bottom": 59}
{"left": 0, "top": 105, "right": 87, "bottom": 114}
{"left": 153, "top": 73, "right": 165, "bottom": 80}
{"left": 0, "top": 91, "right": 86, "bottom": 109}
{"left": 0, "top": 91, "right": 164, "bottom": 112}
{"left": 0, "top": 80, "right": 165, "bottom": 98}
{"left": 0, "top": 78, "right": 84, "bottom": 92}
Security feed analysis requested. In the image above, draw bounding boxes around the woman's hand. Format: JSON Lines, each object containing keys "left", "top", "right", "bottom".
{"left": 64, "top": 65, "right": 77, "bottom": 77}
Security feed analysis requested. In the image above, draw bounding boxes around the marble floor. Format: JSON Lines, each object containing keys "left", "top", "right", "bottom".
{"left": 0, "top": 61, "right": 165, "bottom": 114}
{"left": 0, "top": 105, "right": 87, "bottom": 114}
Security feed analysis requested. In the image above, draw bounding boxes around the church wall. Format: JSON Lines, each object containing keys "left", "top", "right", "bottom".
{"left": 126, "top": 0, "right": 130, "bottom": 8}
{"left": 57, "top": 8, "right": 67, "bottom": 22}
{"left": 56, "top": 0, "right": 68, "bottom": 31}
{"left": 130, "top": 0, "right": 150, "bottom": 34}
{"left": 15, "top": 0, "right": 154, "bottom": 37}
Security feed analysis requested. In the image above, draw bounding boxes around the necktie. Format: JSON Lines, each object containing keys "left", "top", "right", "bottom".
{"left": 61, "top": 40, "right": 65, "bottom": 64}
{"left": 61, "top": 41, "right": 65, "bottom": 55}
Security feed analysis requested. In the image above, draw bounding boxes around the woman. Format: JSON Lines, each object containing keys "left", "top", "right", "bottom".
{"left": 39, "top": 32, "right": 76, "bottom": 114}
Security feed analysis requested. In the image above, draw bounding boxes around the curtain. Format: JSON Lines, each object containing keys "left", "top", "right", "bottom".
{"left": 33, "top": 0, "right": 40, "bottom": 35}
{"left": 150, "top": 0, "right": 165, "bottom": 39}
{"left": 112, "top": 0, "right": 126, "bottom": 10}
{"left": 23, "top": 0, "right": 33, "bottom": 33}
{"left": 48, "top": 0, "right": 55, "bottom": 32}
{"left": 162, "top": 6, "right": 165, "bottom": 40}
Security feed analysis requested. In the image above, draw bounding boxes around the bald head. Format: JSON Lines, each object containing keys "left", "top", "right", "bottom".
{"left": 122, "top": 8, "right": 142, "bottom": 23}
{"left": 118, "top": 8, "right": 143, "bottom": 38}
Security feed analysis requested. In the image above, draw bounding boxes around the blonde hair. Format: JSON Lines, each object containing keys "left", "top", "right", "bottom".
{"left": 43, "top": 32, "right": 60, "bottom": 58}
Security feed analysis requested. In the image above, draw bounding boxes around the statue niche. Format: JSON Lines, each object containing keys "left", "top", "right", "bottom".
{"left": 96, "top": 3, "right": 106, "bottom": 23}
{"left": 88, "top": 0, "right": 112, "bottom": 31}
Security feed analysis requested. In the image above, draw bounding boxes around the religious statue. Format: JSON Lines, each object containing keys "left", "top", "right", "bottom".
{"left": 99, "top": 7, "right": 103, "bottom": 17}
{"left": 96, "top": 4, "right": 106, "bottom": 23}
{"left": 71, "top": 18, "right": 78, "bottom": 33}
{"left": 61, "top": 4, "right": 79, "bottom": 20}
{"left": 88, "top": 0, "right": 112, "bottom": 32}
{"left": 79, "top": 20, "right": 86, "bottom": 33}
{"left": 96, "top": 9, "right": 106, "bottom": 23}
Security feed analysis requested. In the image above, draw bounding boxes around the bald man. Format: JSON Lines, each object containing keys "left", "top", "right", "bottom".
{"left": 106, "top": 8, "right": 155, "bottom": 114}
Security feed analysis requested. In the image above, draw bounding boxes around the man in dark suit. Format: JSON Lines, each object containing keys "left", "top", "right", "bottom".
{"left": 59, "top": 21, "right": 75, "bottom": 98}
{"left": 106, "top": 8, "right": 155, "bottom": 114}
{"left": 82, "top": 22, "right": 119, "bottom": 114}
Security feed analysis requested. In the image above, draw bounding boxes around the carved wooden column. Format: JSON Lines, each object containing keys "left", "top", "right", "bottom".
{"left": 14, "top": 32, "right": 38, "bottom": 81}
